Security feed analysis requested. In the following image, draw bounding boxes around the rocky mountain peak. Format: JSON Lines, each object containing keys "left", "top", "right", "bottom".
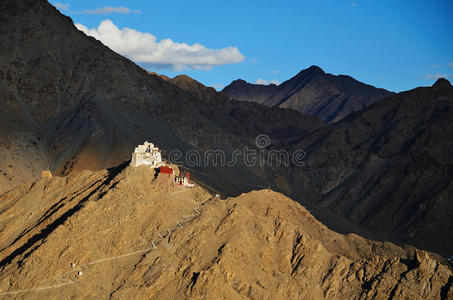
{"left": 297, "top": 64, "right": 325, "bottom": 76}
{"left": 229, "top": 79, "right": 249, "bottom": 87}
{"left": 432, "top": 78, "right": 452, "bottom": 90}
{"left": 172, "top": 74, "right": 194, "bottom": 82}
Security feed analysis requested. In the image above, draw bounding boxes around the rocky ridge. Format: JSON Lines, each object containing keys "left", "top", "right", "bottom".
{"left": 223, "top": 66, "right": 394, "bottom": 123}
{"left": 0, "top": 166, "right": 451, "bottom": 299}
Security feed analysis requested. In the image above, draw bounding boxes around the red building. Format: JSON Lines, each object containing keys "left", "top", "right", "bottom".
{"left": 158, "top": 166, "right": 174, "bottom": 174}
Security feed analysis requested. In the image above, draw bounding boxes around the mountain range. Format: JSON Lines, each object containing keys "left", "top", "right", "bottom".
{"left": 272, "top": 78, "right": 453, "bottom": 255}
{"left": 0, "top": 1, "right": 452, "bottom": 295}
{"left": 157, "top": 72, "right": 453, "bottom": 255}
{"left": 223, "top": 66, "right": 394, "bottom": 123}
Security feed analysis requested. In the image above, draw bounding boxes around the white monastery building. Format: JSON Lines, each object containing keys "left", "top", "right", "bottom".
{"left": 130, "top": 141, "right": 163, "bottom": 168}
{"left": 130, "top": 141, "right": 194, "bottom": 188}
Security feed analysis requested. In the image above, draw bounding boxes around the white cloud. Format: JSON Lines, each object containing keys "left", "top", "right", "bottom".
{"left": 54, "top": 2, "right": 69, "bottom": 11}
{"left": 424, "top": 73, "right": 451, "bottom": 79}
{"left": 211, "top": 84, "right": 225, "bottom": 91}
{"left": 351, "top": 2, "right": 358, "bottom": 7}
{"left": 255, "top": 78, "right": 280, "bottom": 85}
{"left": 264, "top": 70, "right": 279, "bottom": 74}
{"left": 75, "top": 20, "right": 245, "bottom": 71}
{"left": 79, "top": 6, "right": 141, "bottom": 15}
{"left": 51, "top": 3, "right": 141, "bottom": 15}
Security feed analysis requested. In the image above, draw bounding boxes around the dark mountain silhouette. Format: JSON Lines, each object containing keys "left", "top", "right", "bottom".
{"left": 223, "top": 66, "right": 394, "bottom": 123}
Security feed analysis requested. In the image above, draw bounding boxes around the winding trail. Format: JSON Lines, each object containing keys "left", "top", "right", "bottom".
{"left": 0, "top": 189, "right": 204, "bottom": 297}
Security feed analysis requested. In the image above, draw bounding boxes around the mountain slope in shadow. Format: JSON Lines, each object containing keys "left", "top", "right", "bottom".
{"left": 278, "top": 78, "right": 453, "bottom": 254}
{"left": 0, "top": 0, "right": 323, "bottom": 197}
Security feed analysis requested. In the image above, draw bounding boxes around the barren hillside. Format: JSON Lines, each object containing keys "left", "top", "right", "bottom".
{"left": 0, "top": 167, "right": 451, "bottom": 299}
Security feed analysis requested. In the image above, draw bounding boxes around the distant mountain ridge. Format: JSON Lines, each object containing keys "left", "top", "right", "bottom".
{"left": 224, "top": 79, "right": 280, "bottom": 104}
{"left": 223, "top": 66, "right": 394, "bottom": 122}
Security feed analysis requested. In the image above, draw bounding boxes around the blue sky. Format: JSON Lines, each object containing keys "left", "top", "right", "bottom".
{"left": 53, "top": 0, "right": 452, "bottom": 92}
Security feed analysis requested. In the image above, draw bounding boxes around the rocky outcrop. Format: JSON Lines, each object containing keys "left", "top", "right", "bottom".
{"left": 0, "top": 167, "right": 451, "bottom": 299}
{"left": 223, "top": 66, "right": 394, "bottom": 123}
